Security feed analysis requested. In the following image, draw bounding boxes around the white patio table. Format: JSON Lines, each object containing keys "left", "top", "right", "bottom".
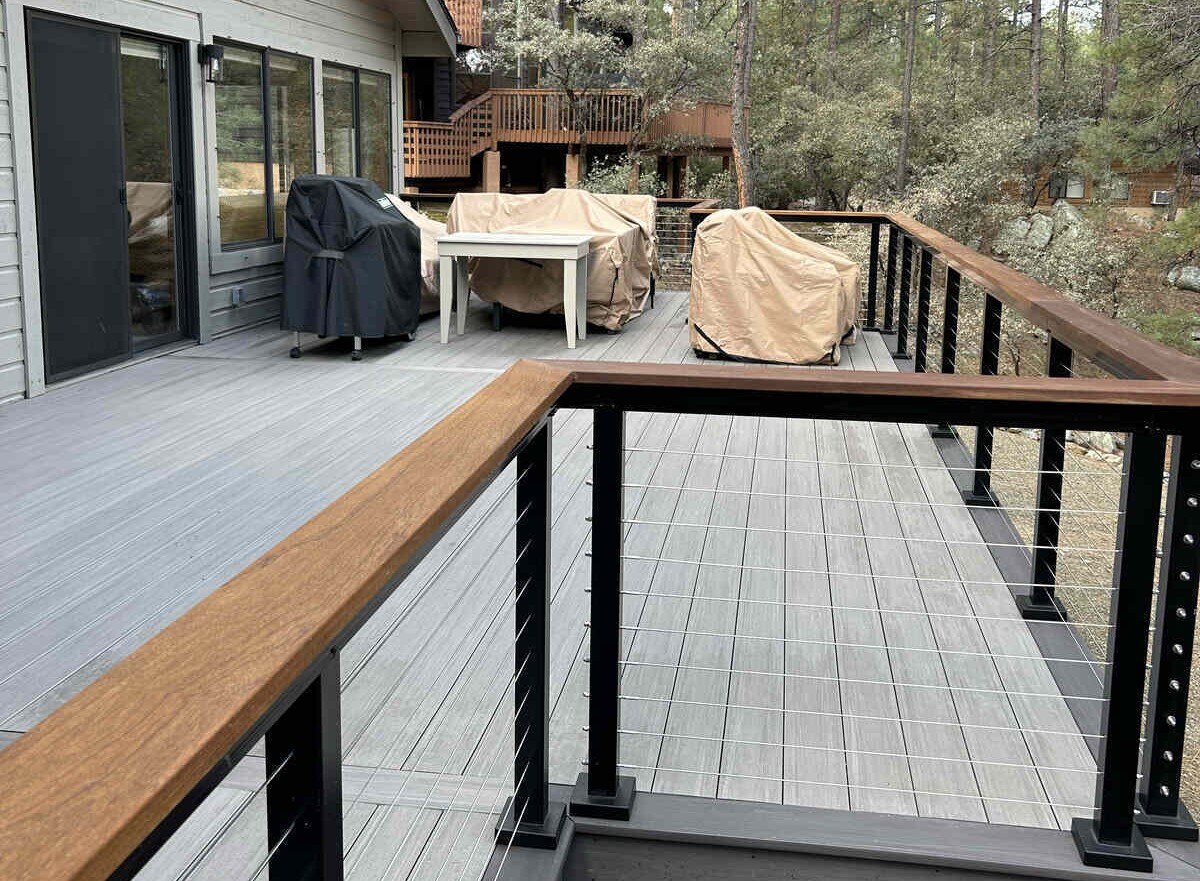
{"left": 437, "top": 232, "right": 592, "bottom": 348}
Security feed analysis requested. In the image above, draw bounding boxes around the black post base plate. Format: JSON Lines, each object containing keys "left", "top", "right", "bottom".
{"left": 930, "top": 423, "right": 959, "bottom": 440}
{"left": 892, "top": 351, "right": 912, "bottom": 361}
{"left": 1137, "top": 794, "right": 1200, "bottom": 841}
{"left": 1071, "top": 817, "right": 1153, "bottom": 872}
{"left": 962, "top": 488, "right": 999, "bottom": 508}
{"left": 495, "top": 799, "right": 566, "bottom": 849}
{"left": 876, "top": 326, "right": 898, "bottom": 336}
{"left": 1015, "top": 592, "right": 1068, "bottom": 622}
{"left": 569, "top": 772, "right": 637, "bottom": 820}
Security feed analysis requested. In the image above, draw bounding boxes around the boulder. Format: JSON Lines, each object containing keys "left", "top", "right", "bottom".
{"left": 1026, "top": 213, "right": 1054, "bottom": 249}
{"left": 1167, "top": 265, "right": 1200, "bottom": 293}
{"left": 998, "top": 217, "right": 1031, "bottom": 250}
{"left": 1051, "top": 200, "right": 1085, "bottom": 242}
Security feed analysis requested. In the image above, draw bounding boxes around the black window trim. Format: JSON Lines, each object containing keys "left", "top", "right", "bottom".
{"left": 215, "top": 38, "right": 316, "bottom": 250}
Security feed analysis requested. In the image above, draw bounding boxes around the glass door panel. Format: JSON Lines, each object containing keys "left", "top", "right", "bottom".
{"left": 120, "top": 35, "right": 179, "bottom": 348}
{"left": 322, "top": 65, "right": 356, "bottom": 177}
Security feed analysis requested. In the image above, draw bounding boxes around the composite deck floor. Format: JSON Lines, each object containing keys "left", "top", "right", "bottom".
{"left": 0, "top": 289, "right": 1099, "bottom": 881}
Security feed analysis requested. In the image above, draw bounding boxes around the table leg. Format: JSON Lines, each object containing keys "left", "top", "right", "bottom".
{"left": 439, "top": 255, "right": 453, "bottom": 344}
{"left": 455, "top": 257, "right": 469, "bottom": 336}
{"left": 563, "top": 258, "right": 578, "bottom": 349}
{"left": 576, "top": 255, "right": 588, "bottom": 341}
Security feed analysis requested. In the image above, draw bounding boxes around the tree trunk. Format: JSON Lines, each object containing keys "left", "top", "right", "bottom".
{"left": 1024, "top": 0, "right": 1042, "bottom": 206}
{"left": 1100, "top": 0, "right": 1120, "bottom": 109}
{"left": 896, "top": 0, "right": 918, "bottom": 192}
{"left": 1056, "top": 0, "right": 1068, "bottom": 87}
{"left": 827, "top": 0, "right": 840, "bottom": 91}
{"left": 983, "top": 0, "right": 997, "bottom": 88}
{"left": 731, "top": 0, "right": 757, "bottom": 206}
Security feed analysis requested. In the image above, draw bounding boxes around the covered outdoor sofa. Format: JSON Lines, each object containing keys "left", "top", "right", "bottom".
{"left": 689, "top": 206, "right": 860, "bottom": 365}
{"left": 445, "top": 188, "right": 655, "bottom": 331}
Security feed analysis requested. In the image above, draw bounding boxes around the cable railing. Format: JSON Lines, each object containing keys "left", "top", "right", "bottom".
{"left": 4, "top": 200, "right": 1200, "bottom": 880}
{"left": 0, "top": 356, "right": 1196, "bottom": 880}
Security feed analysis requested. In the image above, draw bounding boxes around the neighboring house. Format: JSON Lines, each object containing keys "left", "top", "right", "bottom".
{"left": 1027, "top": 164, "right": 1193, "bottom": 212}
{"left": 399, "top": 2, "right": 732, "bottom": 194}
{"left": 0, "top": 0, "right": 468, "bottom": 403}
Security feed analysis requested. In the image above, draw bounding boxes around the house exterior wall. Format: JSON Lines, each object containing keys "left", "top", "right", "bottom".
{"left": 0, "top": 0, "right": 436, "bottom": 401}
{"left": 1025, "top": 166, "right": 1186, "bottom": 209}
{"left": 0, "top": 8, "right": 26, "bottom": 404}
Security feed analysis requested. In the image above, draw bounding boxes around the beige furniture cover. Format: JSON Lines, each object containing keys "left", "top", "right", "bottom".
{"left": 592, "top": 192, "right": 657, "bottom": 271}
{"left": 386, "top": 193, "right": 444, "bottom": 315}
{"left": 689, "top": 207, "right": 859, "bottom": 365}
{"left": 445, "top": 188, "right": 652, "bottom": 331}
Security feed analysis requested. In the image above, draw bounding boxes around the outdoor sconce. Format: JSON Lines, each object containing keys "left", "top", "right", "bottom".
{"left": 200, "top": 43, "right": 224, "bottom": 84}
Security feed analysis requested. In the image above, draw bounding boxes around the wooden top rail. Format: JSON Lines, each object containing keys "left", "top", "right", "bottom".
{"left": 2, "top": 358, "right": 1199, "bottom": 880}
{"left": 687, "top": 207, "right": 1200, "bottom": 384}
{"left": 0, "top": 360, "right": 570, "bottom": 881}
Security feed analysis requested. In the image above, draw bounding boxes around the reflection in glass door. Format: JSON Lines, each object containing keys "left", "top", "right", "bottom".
{"left": 121, "top": 35, "right": 181, "bottom": 349}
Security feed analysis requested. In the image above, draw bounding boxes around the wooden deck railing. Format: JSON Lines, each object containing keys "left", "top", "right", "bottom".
{"left": 445, "top": 0, "right": 482, "bottom": 46}
{"left": 403, "top": 90, "right": 732, "bottom": 179}
{"left": 2, "top": 212, "right": 1200, "bottom": 880}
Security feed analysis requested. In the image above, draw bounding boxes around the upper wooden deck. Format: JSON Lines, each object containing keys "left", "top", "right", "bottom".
{"left": 402, "top": 91, "right": 733, "bottom": 179}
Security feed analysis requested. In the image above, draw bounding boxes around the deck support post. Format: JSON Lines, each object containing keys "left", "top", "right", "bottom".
{"left": 1072, "top": 430, "right": 1166, "bottom": 873}
{"left": 963, "top": 293, "right": 1002, "bottom": 507}
{"left": 880, "top": 224, "right": 898, "bottom": 334}
{"left": 265, "top": 655, "right": 344, "bottom": 881}
{"left": 1019, "top": 337, "right": 1073, "bottom": 620}
{"left": 931, "top": 266, "right": 960, "bottom": 439}
{"left": 893, "top": 235, "right": 914, "bottom": 359}
{"left": 572, "top": 406, "right": 637, "bottom": 820}
{"left": 498, "top": 420, "right": 565, "bottom": 848}
{"left": 1138, "top": 433, "right": 1200, "bottom": 840}
{"left": 864, "top": 220, "right": 881, "bottom": 330}
{"left": 913, "top": 248, "right": 932, "bottom": 372}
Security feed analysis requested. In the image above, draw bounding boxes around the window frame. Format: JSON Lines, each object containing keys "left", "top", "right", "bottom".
{"left": 214, "top": 39, "right": 316, "bottom": 250}
{"left": 322, "top": 62, "right": 394, "bottom": 191}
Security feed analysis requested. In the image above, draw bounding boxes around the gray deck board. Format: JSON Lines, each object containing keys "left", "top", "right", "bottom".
{"left": 0, "top": 291, "right": 1101, "bottom": 881}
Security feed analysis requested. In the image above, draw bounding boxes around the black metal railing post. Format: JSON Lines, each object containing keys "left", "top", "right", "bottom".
{"left": 881, "top": 225, "right": 898, "bottom": 334}
{"left": 864, "top": 220, "right": 881, "bottom": 330}
{"left": 894, "top": 235, "right": 914, "bottom": 359}
{"left": 498, "top": 420, "right": 565, "bottom": 848}
{"left": 913, "top": 248, "right": 932, "bottom": 372}
{"left": 265, "top": 656, "right": 344, "bottom": 881}
{"left": 1019, "top": 336, "right": 1074, "bottom": 620}
{"left": 1138, "top": 434, "right": 1200, "bottom": 841}
{"left": 963, "top": 293, "right": 1003, "bottom": 506}
{"left": 1073, "top": 430, "right": 1167, "bottom": 872}
{"left": 571, "top": 407, "right": 637, "bottom": 819}
{"left": 931, "top": 267, "right": 960, "bottom": 439}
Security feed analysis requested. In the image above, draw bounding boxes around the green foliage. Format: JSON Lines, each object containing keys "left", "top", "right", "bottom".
{"left": 1131, "top": 307, "right": 1200, "bottom": 354}
{"left": 1142, "top": 210, "right": 1200, "bottom": 266}
{"left": 752, "top": 83, "right": 898, "bottom": 209}
{"left": 580, "top": 156, "right": 665, "bottom": 195}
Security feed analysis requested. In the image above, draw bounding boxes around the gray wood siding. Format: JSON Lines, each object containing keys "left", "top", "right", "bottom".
{"left": 0, "top": 0, "right": 413, "bottom": 382}
{"left": 202, "top": 0, "right": 403, "bottom": 339}
{"left": 0, "top": 11, "right": 26, "bottom": 403}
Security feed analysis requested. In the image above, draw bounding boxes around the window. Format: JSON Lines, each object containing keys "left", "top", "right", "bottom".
{"left": 322, "top": 64, "right": 394, "bottom": 191}
{"left": 215, "top": 42, "right": 314, "bottom": 247}
{"left": 1108, "top": 175, "right": 1131, "bottom": 201}
{"left": 1048, "top": 171, "right": 1086, "bottom": 201}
